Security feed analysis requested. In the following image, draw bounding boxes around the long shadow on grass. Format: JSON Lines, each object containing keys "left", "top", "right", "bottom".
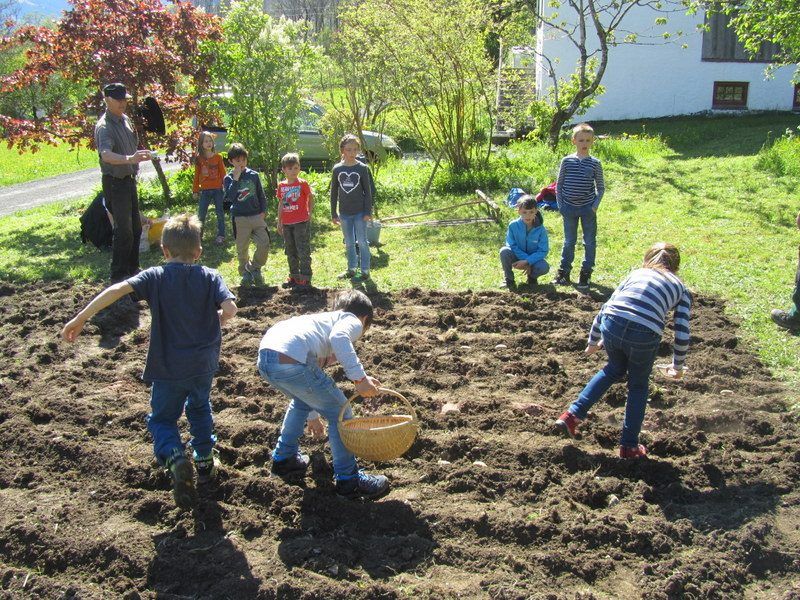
{"left": 599, "top": 113, "right": 800, "bottom": 159}
{"left": 198, "top": 215, "right": 339, "bottom": 272}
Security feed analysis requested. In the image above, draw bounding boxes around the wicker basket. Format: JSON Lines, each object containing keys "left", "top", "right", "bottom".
{"left": 338, "top": 388, "right": 419, "bottom": 462}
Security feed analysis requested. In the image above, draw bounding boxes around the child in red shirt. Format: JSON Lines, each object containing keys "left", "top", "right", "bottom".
{"left": 276, "top": 152, "right": 314, "bottom": 288}
{"left": 193, "top": 131, "right": 227, "bottom": 245}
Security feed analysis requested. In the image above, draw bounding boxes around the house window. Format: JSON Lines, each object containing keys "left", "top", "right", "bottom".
{"left": 713, "top": 82, "right": 748, "bottom": 109}
{"left": 702, "top": 10, "right": 778, "bottom": 62}
{"left": 794, "top": 85, "right": 800, "bottom": 111}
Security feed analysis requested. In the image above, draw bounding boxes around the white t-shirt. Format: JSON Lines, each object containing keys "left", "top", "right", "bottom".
{"left": 259, "top": 310, "right": 367, "bottom": 381}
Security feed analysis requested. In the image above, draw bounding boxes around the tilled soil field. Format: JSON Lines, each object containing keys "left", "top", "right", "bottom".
{"left": 1, "top": 281, "right": 799, "bottom": 599}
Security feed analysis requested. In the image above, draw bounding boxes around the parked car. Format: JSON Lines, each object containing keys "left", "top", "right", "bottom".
{"left": 200, "top": 99, "right": 402, "bottom": 169}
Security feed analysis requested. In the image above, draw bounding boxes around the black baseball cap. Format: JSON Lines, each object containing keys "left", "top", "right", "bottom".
{"left": 103, "top": 83, "right": 132, "bottom": 100}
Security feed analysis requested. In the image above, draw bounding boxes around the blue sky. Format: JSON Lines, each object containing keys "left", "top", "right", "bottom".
{"left": 15, "top": 0, "right": 70, "bottom": 18}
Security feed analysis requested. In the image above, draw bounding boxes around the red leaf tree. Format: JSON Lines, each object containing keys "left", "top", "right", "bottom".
{"left": 0, "top": 0, "right": 221, "bottom": 200}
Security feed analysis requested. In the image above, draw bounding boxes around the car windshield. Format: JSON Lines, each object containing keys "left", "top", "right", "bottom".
{"left": 298, "top": 108, "right": 320, "bottom": 131}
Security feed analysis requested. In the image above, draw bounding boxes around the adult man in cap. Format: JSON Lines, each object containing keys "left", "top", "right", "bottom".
{"left": 94, "top": 83, "right": 153, "bottom": 282}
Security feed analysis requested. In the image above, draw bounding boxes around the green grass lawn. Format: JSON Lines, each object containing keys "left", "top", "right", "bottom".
{"left": 0, "top": 142, "right": 97, "bottom": 187}
{"left": 2, "top": 112, "right": 800, "bottom": 393}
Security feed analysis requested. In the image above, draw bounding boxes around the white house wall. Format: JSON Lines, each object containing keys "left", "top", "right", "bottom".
{"left": 536, "top": 5, "right": 796, "bottom": 121}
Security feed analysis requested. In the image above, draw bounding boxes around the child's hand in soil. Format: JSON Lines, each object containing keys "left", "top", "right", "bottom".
{"left": 62, "top": 317, "right": 86, "bottom": 342}
{"left": 306, "top": 417, "right": 325, "bottom": 438}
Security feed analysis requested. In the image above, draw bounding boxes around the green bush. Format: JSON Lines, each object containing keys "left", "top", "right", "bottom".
{"left": 429, "top": 141, "right": 560, "bottom": 195}
{"left": 137, "top": 169, "right": 196, "bottom": 216}
{"left": 756, "top": 127, "right": 800, "bottom": 177}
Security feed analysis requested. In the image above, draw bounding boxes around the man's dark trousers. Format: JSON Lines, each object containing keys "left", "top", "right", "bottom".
{"left": 104, "top": 174, "right": 141, "bottom": 282}
{"left": 792, "top": 244, "right": 800, "bottom": 317}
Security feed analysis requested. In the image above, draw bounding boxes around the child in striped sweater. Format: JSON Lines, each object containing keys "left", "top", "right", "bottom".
{"left": 555, "top": 242, "right": 691, "bottom": 459}
{"left": 554, "top": 123, "right": 605, "bottom": 291}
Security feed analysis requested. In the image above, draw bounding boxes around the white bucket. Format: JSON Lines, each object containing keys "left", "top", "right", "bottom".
{"left": 366, "top": 220, "right": 382, "bottom": 247}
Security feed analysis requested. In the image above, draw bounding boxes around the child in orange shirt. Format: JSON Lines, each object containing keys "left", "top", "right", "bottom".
{"left": 193, "top": 131, "right": 227, "bottom": 245}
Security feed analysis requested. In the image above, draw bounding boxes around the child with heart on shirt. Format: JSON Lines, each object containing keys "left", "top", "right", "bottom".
{"left": 330, "top": 134, "right": 377, "bottom": 284}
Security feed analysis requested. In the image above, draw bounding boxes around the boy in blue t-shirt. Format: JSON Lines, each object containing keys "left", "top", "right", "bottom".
{"left": 62, "top": 214, "right": 238, "bottom": 509}
{"left": 500, "top": 195, "right": 550, "bottom": 289}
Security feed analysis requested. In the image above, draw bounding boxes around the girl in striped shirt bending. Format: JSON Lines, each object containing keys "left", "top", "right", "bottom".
{"left": 555, "top": 242, "right": 692, "bottom": 459}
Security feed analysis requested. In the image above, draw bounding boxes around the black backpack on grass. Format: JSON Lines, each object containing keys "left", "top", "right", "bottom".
{"left": 80, "top": 192, "right": 113, "bottom": 251}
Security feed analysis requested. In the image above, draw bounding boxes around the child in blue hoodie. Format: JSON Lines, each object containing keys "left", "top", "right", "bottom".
{"left": 500, "top": 195, "right": 550, "bottom": 289}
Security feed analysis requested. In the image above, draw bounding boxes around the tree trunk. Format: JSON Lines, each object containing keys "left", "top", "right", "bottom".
{"left": 548, "top": 111, "right": 567, "bottom": 150}
{"left": 151, "top": 158, "right": 172, "bottom": 208}
{"left": 422, "top": 151, "right": 444, "bottom": 200}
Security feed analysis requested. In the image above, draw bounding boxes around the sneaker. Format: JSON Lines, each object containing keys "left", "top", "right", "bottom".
{"left": 353, "top": 272, "right": 371, "bottom": 283}
{"left": 194, "top": 448, "right": 220, "bottom": 485}
{"left": 619, "top": 444, "right": 648, "bottom": 459}
{"left": 335, "top": 470, "right": 390, "bottom": 500}
{"left": 554, "top": 270, "right": 570, "bottom": 286}
{"left": 293, "top": 278, "right": 311, "bottom": 289}
{"left": 165, "top": 449, "right": 196, "bottom": 509}
{"left": 215, "top": 235, "right": 225, "bottom": 246}
{"left": 337, "top": 269, "right": 356, "bottom": 280}
{"left": 554, "top": 410, "right": 580, "bottom": 438}
{"left": 281, "top": 277, "right": 297, "bottom": 289}
{"left": 771, "top": 309, "right": 800, "bottom": 330}
{"left": 577, "top": 269, "right": 592, "bottom": 292}
{"left": 270, "top": 453, "right": 310, "bottom": 478}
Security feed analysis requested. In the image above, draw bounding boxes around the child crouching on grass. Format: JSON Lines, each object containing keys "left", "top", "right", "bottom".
{"left": 62, "top": 215, "right": 238, "bottom": 509}
{"left": 555, "top": 242, "right": 691, "bottom": 459}
{"left": 257, "top": 289, "right": 390, "bottom": 500}
{"left": 500, "top": 194, "right": 549, "bottom": 289}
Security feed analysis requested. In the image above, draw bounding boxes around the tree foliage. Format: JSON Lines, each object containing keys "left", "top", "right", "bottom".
{"left": 724, "top": 0, "right": 800, "bottom": 75}
{"left": 0, "top": 0, "right": 220, "bottom": 166}
{"left": 499, "top": 0, "right": 684, "bottom": 148}
{"left": 204, "top": 0, "right": 319, "bottom": 189}
{"left": 315, "top": 24, "right": 394, "bottom": 178}
{"left": 340, "top": 0, "right": 495, "bottom": 172}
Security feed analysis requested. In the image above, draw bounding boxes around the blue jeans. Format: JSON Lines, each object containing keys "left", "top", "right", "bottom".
{"left": 568, "top": 315, "right": 660, "bottom": 448}
{"left": 559, "top": 203, "right": 597, "bottom": 273}
{"left": 198, "top": 189, "right": 226, "bottom": 237}
{"left": 499, "top": 246, "right": 549, "bottom": 284}
{"left": 257, "top": 349, "right": 358, "bottom": 479}
{"left": 147, "top": 373, "right": 217, "bottom": 464}
{"left": 340, "top": 213, "right": 370, "bottom": 273}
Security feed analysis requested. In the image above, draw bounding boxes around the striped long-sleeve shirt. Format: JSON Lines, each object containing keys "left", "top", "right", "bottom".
{"left": 588, "top": 268, "right": 692, "bottom": 368}
{"left": 556, "top": 154, "right": 605, "bottom": 209}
